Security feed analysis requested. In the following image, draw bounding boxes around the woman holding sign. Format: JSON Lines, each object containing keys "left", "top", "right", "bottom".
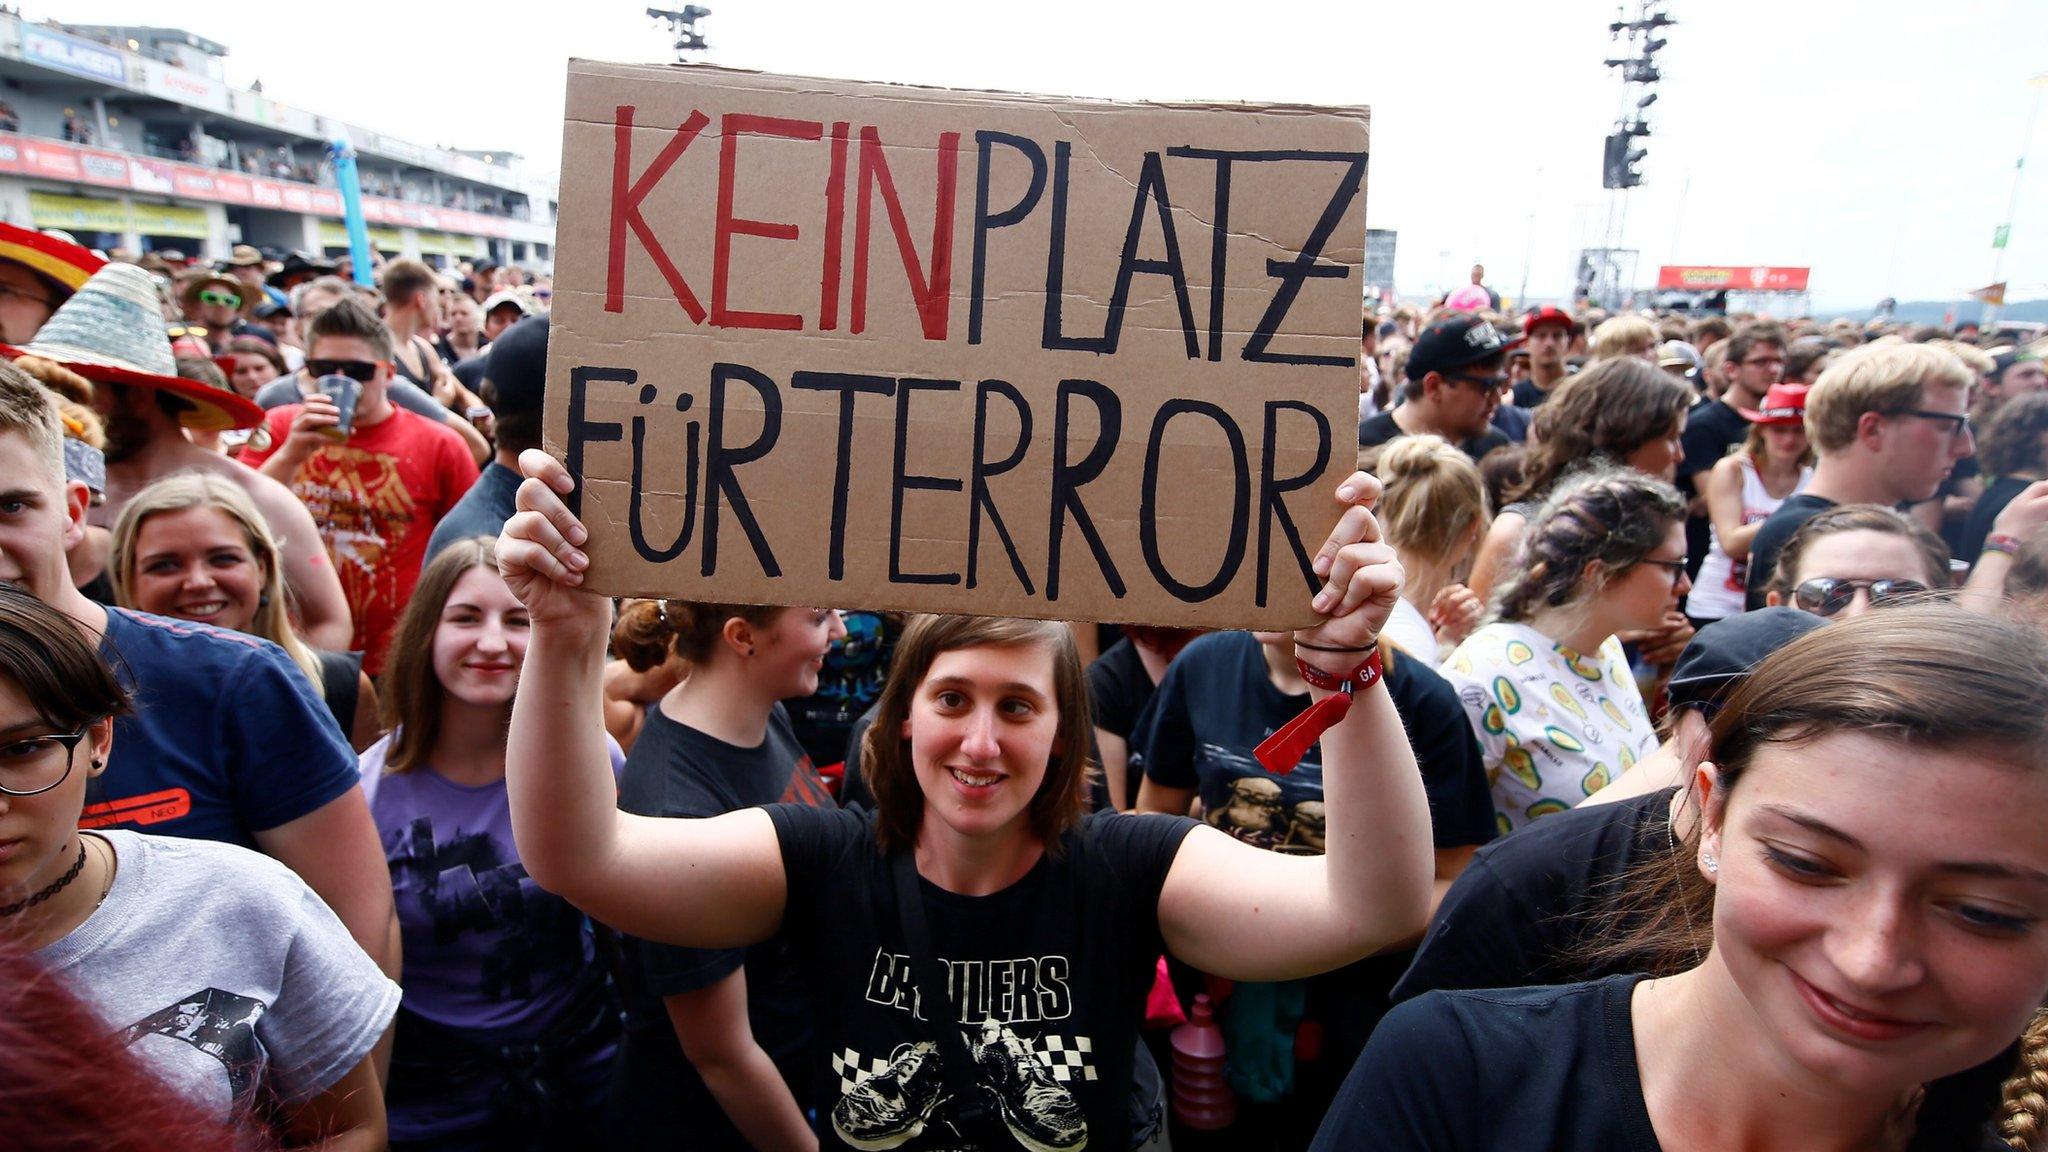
{"left": 496, "top": 450, "right": 1432, "bottom": 1152}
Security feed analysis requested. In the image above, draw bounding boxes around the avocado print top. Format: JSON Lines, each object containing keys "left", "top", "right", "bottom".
{"left": 1441, "top": 622, "right": 1657, "bottom": 833}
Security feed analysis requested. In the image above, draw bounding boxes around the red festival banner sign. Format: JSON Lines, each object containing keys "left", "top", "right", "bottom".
{"left": 1656, "top": 265, "right": 1811, "bottom": 292}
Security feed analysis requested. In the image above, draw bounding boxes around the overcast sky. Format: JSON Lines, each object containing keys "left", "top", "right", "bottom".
{"left": 38, "top": 0, "right": 2048, "bottom": 309}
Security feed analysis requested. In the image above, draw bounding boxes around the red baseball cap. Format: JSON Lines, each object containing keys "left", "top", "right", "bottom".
{"left": 1522, "top": 305, "right": 1582, "bottom": 336}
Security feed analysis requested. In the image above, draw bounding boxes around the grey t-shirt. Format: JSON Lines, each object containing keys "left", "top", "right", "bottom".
{"left": 256, "top": 372, "right": 449, "bottom": 421}
{"left": 33, "top": 829, "right": 400, "bottom": 1117}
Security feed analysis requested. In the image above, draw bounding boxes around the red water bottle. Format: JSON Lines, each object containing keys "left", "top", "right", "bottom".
{"left": 1170, "top": 993, "right": 1235, "bottom": 1132}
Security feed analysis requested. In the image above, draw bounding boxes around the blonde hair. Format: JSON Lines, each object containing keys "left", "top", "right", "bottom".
{"left": 1804, "top": 343, "right": 1974, "bottom": 454}
{"left": 1375, "top": 435, "right": 1490, "bottom": 569}
{"left": 0, "top": 359, "right": 66, "bottom": 484}
{"left": 109, "top": 472, "right": 321, "bottom": 685}
{"left": 2000, "top": 1009, "right": 2048, "bottom": 1150}
{"left": 1588, "top": 314, "right": 1659, "bottom": 362}
{"left": 1931, "top": 339, "right": 1996, "bottom": 377}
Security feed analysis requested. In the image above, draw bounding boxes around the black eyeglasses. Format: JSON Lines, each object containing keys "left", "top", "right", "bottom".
{"left": 1792, "top": 577, "right": 1931, "bottom": 617}
{"left": 1895, "top": 409, "right": 1971, "bottom": 439}
{"left": 305, "top": 358, "right": 380, "bottom": 382}
{"left": 0, "top": 722, "right": 97, "bottom": 797}
{"left": 1636, "top": 557, "right": 1689, "bottom": 580}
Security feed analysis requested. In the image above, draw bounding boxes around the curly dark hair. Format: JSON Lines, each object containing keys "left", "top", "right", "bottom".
{"left": 1507, "top": 357, "right": 1694, "bottom": 504}
{"left": 1492, "top": 466, "right": 1687, "bottom": 623}
{"left": 1979, "top": 392, "right": 2048, "bottom": 479}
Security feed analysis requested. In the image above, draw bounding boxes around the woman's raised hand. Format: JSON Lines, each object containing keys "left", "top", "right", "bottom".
{"left": 1299, "top": 470, "right": 1403, "bottom": 668}
{"left": 498, "top": 449, "right": 612, "bottom": 630}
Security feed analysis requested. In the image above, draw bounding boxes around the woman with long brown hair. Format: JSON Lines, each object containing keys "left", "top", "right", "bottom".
{"left": 1467, "top": 357, "right": 1694, "bottom": 606}
{"left": 359, "top": 538, "right": 621, "bottom": 1150}
{"left": 1316, "top": 602, "right": 2048, "bottom": 1151}
{"left": 496, "top": 449, "right": 1433, "bottom": 1152}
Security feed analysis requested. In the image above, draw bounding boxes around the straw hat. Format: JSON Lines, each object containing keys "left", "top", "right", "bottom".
{"left": 2, "top": 262, "right": 263, "bottom": 430}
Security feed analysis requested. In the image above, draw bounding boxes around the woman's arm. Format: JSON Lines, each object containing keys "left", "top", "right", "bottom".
{"left": 347, "top": 672, "right": 383, "bottom": 753}
{"left": 1465, "top": 510, "right": 1526, "bottom": 606}
{"left": 665, "top": 971, "right": 819, "bottom": 1152}
{"left": 500, "top": 450, "right": 787, "bottom": 948}
{"left": 1704, "top": 456, "right": 1759, "bottom": 560}
{"left": 1157, "top": 473, "right": 1434, "bottom": 982}
{"left": 279, "top": 1053, "right": 384, "bottom": 1151}
{"left": 1135, "top": 777, "right": 1196, "bottom": 819}
{"left": 1095, "top": 727, "right": 1131, "bottom": 811}
{"left": 1962, "top": 482, "right": 2048, "bottom": 614}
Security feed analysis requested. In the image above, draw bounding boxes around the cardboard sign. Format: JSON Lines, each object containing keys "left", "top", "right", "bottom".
{"left": 546, "top": 61, "right": 1368, "bottom": 627}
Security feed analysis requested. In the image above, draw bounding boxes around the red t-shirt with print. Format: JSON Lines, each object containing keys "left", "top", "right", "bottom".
{"left": 244, "top": 404, "right": 477, "bottom": 673}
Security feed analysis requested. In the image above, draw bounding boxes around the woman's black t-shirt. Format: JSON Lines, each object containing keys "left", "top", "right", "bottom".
{"left": 1393, "top": 786, "right": 1677, "bottom": 1002}
{"left": 614, "top": 705, "right": 838, "bottom": 1149}
{"left": 1311, "top": 974, "right": 1663, "bottom": 1151}
{"left": 767, "top": 804, "right": 1198, "bottom": 1152}
{"left": 1322, "top": 974, "right": 2013, "bottom": 1152}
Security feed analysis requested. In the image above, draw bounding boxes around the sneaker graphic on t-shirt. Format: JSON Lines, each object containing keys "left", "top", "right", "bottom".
{"left": 832, "top": 1041, "right": 950, "bottom": 1149}
{"left": 968, "top": 1018, "right": 1087, "bottom": 1152}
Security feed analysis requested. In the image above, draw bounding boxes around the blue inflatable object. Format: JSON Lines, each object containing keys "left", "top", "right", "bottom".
{"left": 327, "top": 136, "right": 374, "bottom": 287}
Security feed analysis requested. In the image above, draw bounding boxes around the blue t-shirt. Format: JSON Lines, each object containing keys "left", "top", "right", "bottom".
{"left": 86, "top": 608, "right": 359, "bottom": 848}
{"left": 423, "top": 460, "right": 518, "bottom": 568}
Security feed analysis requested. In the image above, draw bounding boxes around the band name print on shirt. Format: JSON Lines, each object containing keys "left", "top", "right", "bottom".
{"left": 832, "top": 947, "right": 1093, "bottom": 1151}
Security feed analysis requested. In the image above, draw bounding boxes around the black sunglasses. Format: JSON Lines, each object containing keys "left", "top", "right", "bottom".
{"left": 305, "top": 358, "right": 380, "bottom": 382}
{"left": 1449, "top": 370, "right": 1507, "bottom": 392}
{"left": 1792, "top": 577, "right": 1930, "bottom": 617}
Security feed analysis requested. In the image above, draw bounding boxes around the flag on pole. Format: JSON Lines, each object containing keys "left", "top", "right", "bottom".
{"left": 1971, "top": 282, "right": 2008, "bottom": 306}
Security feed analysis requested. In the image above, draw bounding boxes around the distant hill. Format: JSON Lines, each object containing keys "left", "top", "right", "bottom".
{"left": 1821, "top": 298, "right": 2048, "bottom": 326}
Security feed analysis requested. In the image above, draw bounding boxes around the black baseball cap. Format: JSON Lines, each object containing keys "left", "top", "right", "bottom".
{"left": 1992, "top": 347, "right": 2040, "bottom": 379}
{"left": 1406, "top": 314, "right": 1524, "bottom": 382}
{"left": 484, "top": 313, "right": 547, "bottom": 418}
{"left": 1665, "top": 607, "right": 1825, "bottom": 713}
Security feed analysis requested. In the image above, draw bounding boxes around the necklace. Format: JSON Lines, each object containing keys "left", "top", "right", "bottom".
{"left": 0, "top": 841, "right": 86, "bottom": 917}
{"left": 86, "top": 835, "right": 114, "bottom": 910}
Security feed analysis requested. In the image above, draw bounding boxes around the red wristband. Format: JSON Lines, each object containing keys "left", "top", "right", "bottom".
{"left": 1984, "top": 533, "right": 2025, "bottom": 557}
{"left": 1253, "top": 647, "right": 1384, "bottom": 774}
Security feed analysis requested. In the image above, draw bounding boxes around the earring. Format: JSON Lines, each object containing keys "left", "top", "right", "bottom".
{"left": 1703, "top": 854, "right": 1719, "bottom": 875}
{"left": 258, "top": 592, "right": 269, "bottom": 608}
{"left": 90, "top": 759, "right": 103, "bottom": 770}
{"left": 746, "top": 646, "right": 755, "bottom": 657}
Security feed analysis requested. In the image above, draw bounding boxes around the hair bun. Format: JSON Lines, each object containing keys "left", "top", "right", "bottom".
{"left": 612, "top": 598, "right": 681, "bottom": 672}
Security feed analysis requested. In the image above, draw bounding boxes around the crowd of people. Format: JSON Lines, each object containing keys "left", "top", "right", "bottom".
{"left": 2, "top": 224, "right": 2047, "bottom": 1152}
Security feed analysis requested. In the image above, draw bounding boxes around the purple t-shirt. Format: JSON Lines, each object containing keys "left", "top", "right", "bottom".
{"left": 359, "top": 733, "right": 624, "bottom": 1137}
